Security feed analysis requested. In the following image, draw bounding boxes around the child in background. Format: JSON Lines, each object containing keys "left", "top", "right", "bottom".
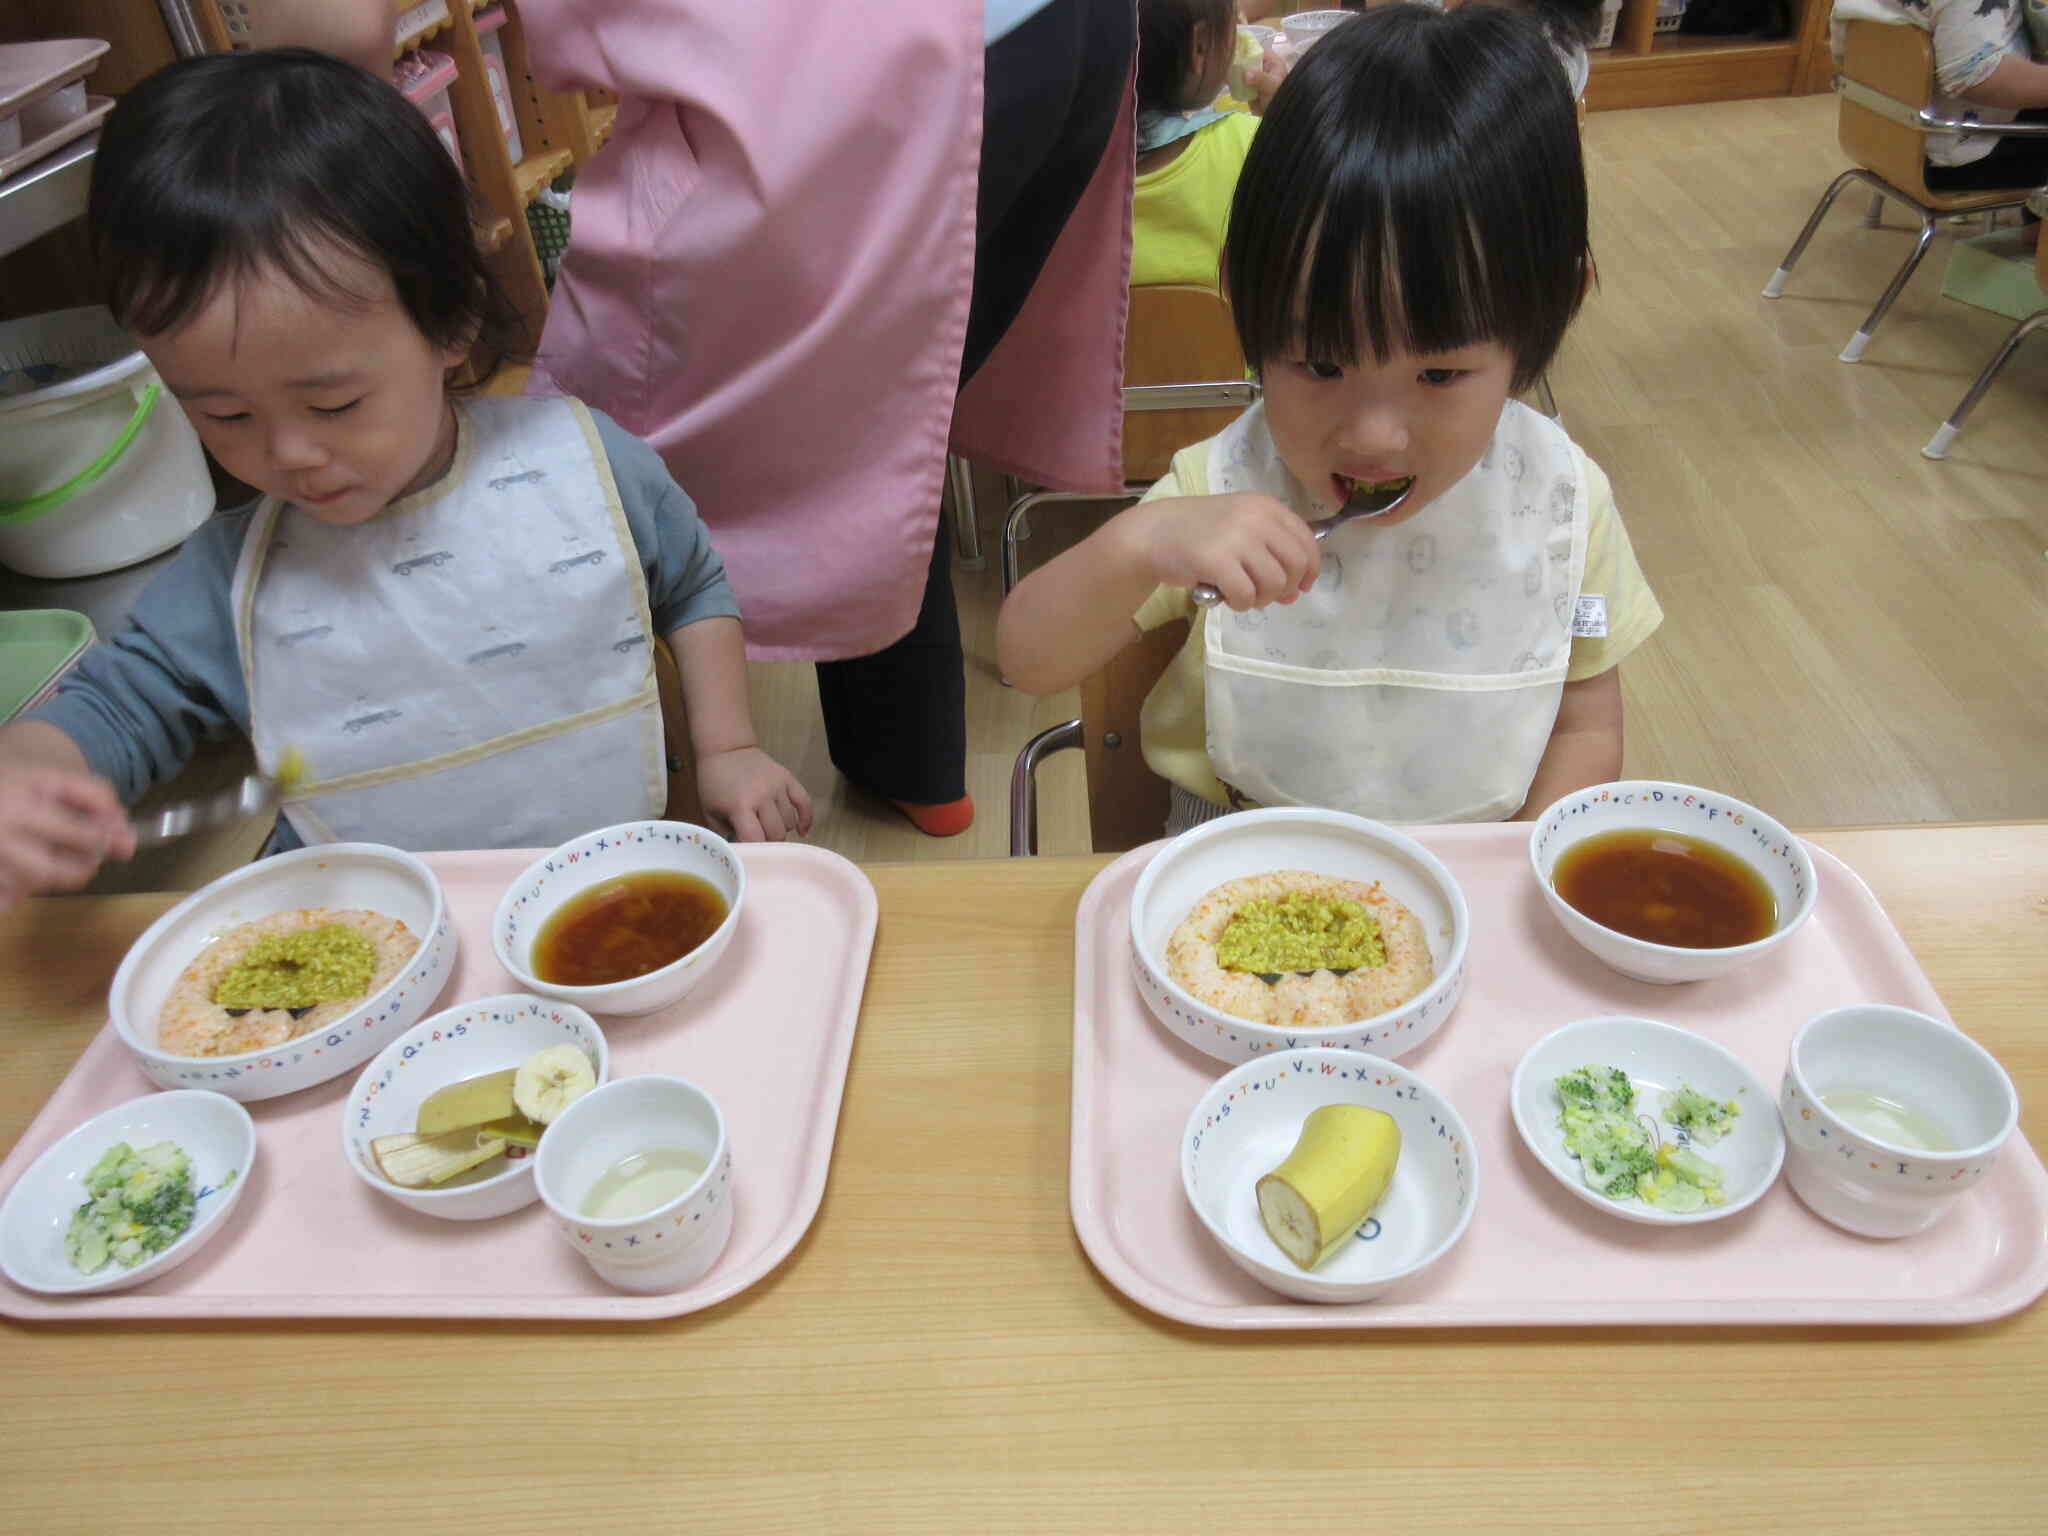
{"left": 1132, "top": 0, "right": 1264, "bottom": 289}
{"left": 0, "top": 49, "right": 810, "bottom": 911}
{"left": 998, "top": 6, "right": 1662, "bottom": 833}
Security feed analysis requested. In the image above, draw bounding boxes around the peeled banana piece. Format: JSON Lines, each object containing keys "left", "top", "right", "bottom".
{"left": 1255, "top": 1104, "right": 1401, "bottom": 1270}
{"left": 512, "top": 1043, "right": 597, "bottom": 1124}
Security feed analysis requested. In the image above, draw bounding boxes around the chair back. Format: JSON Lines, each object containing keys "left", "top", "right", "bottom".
{"left": 1121, "top": 285, "right": 1251, "bottom": 483}
{"left": 1836, "top": 20, "right": 1940, "bottom": 196}
{"left": 652, "top": 639, "right": 705, "bottom": 824}
{"left": 1075, "top": 617, "right": 1188, "bottom": 852}
{"left": 1834, "top": 20, "right": 2040, "bottom": 210}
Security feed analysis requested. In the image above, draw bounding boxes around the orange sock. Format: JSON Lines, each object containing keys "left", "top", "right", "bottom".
{"left": 888, "top": 793, "right": 975, "bottom": 837}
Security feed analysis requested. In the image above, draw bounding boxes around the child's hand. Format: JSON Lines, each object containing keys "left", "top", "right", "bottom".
{"left": 0, "top": 769, "right": 136, "bottom": 911}
{"left": 695, "top": 746, "right": 814, "bottom": 843}
{"left": 1123, "top": 492, "right": 1321, "bottom": 610}
{"left": 1246, "top": 44, "right": 1293, "bottom": 114}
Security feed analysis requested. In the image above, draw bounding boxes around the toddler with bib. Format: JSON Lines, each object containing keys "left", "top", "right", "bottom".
{"left": 999, "top": 5, "right": 1663, "bottom": 835}
{"left": 0, "top": 49, "right": 810, "bottom": 910}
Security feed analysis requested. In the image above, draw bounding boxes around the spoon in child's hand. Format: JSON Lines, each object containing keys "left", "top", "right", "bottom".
{"left": 1190, "top": 476, "right": 1413, "bottom": 608}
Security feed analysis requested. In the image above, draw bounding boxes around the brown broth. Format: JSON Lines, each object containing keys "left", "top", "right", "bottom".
{"left": 1551, "top": 828, "right": 1776, "bottom": 949}
{"left": 532, "top": 871, "right": 729, "bottom": 986}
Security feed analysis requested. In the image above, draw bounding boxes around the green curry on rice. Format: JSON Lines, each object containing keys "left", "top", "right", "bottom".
{"left": 212, "top": 924, "right": 378, "bottom": 1010}
{"left": 1214, "top": 891, "right": 1387, "bottom": 976}
{"left": 1166, "top": 870, "right": 1434, "bottom": 1031}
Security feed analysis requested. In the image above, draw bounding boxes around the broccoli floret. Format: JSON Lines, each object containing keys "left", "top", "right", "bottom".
{"left": 1664, "top": 1083, "right": 1740, "bottom": 1147}
{"left": 64, "top": 1140, "right": 197, "bottom": 1275}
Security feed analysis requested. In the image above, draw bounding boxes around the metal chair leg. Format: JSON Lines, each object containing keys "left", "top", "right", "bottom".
{"left": 1762, "top": 168, "right": 1870, "bottom": 299}
{"left": 1009, "top": 718, "right": 1083, "bottom": 856}
{"left": 946, "top": 455, "right": 984, "bottom": 571}
{"left": 1921, "top": 307, "right": 2048, "bottom": 459}
{"left": 1862, "top": 189, "right": 1885, "bottom": 227}
{"left": 1840, "top": 206, "right": 1940, "bottom": 362}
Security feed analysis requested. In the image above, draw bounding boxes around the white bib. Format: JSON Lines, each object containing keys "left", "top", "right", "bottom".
{"left": 233, "top": 396, "right": 667, "bottom": 851}
{"left": 1202, "top": 399, "right": 1588, "bottom": 823}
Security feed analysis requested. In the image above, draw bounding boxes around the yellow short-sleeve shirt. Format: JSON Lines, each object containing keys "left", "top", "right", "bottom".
{"left": 1132, "top": 438, "right": 1663, "bottom": 808}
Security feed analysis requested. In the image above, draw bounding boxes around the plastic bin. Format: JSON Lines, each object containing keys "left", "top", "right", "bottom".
{"left": 473, "top": 5, "right": 524, "bottom": 163}
{"left": 393, "top": 48, "right": 463, "bottom": 172}
{"left": 1655, "top": 0, "right": 1687, "bottom": 32}
{"left": 0, "top": 308, "right": 214, "bottom": 580}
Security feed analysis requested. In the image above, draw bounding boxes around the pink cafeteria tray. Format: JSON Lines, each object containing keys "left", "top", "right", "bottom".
{"left": 0, "top": 843, "right": 876, "bottom": 1322}
{"left": 1071, "top": 825, "right": 2048, "bottom": 1330}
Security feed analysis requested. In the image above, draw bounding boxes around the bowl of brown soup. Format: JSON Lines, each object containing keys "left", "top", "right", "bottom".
{"left": 1527, "top": 782, "right": 1817, "bottom": 985}
{"left": 491, "top": 821, "right": 746, "bottom": 1016}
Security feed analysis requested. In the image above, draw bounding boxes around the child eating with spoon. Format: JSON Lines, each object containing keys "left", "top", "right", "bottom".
{"left": 0, "top": 49, "right": 810, "bottom": 910}
{"left": 997, "top": 5, "right": 1662, "bottom": 835}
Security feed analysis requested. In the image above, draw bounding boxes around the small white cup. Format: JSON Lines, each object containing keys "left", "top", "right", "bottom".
{"left": 1780, "top": 1004, "right": 2018, "bottom": 1239}
{"left": 534, "top": 1075, "right": 733, "bottom": 1292}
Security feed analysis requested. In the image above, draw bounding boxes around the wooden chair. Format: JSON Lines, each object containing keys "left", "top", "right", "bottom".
{"left": 652, "top": 640, "right": 706, "bottom": 825}
{"left": 1009, "top": 618, "right": 1187, "bottom": 855}
{"left": 1922, "top": 229, "right": 2048, "bottom": 459}
{"left": 998, "top": 284, "right": 1258, "bottom": 597}
{"left": 1761, "top": 21, "right": 2048, "bottom": 364}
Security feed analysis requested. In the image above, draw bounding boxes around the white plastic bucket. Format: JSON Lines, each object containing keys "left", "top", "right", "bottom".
{"left": 0, "top": 307, "right": 214, "bottom": 579}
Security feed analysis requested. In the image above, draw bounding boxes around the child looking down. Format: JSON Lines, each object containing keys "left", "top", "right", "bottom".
{"left": 998, "top": 6, "right": 1662, "bottom": 834}
{"left": 0, "top": 50, "right": 809, "bottom": 909}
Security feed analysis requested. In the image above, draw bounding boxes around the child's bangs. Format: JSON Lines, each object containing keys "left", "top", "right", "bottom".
{"left": 1282, "top": 193, "right": 1506, "bottom": 374}
{"left": 107, "top": 213, "right": 386, "bottom": 342}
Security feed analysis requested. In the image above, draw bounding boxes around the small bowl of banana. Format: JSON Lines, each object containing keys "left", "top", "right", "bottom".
{"left": 1180, "top": 1046, "right": 1479, "bottom": 1303}
{"left": 340, "top": 994, "right": 609, "bottom": 1221}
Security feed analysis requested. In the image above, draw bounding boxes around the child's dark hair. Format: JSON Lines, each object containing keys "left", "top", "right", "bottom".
{"left": 87, "top": 48, "right": 527, "bottom": 387}
{"left": 1137, "top": 0, "right": 1238, "bottom": 115}
{"left": 1224, "top": 6, "right": 1588, "bottom": 392}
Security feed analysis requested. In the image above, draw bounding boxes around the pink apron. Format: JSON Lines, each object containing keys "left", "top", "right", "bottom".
{"left": 521, "top": 0, "right": 1133, "bottom": 661}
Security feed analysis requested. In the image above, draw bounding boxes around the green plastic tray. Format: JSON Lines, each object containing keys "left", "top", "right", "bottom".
{"left": 0, "top": 608, "right": 93, "bottom": 721}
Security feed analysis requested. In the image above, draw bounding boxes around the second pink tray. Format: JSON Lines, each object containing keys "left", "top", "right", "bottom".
{"left": 0, "top": 843, "right": 876, "bottom": 1322}
{"left": 1071, "top": 825, "right": 2048, "bottom": 1329}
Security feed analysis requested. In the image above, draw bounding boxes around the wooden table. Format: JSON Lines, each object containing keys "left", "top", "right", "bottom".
{"left": 3, "top": 826, "right": 2044, "bottom": 1534}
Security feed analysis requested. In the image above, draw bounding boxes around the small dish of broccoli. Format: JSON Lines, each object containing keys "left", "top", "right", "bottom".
{"left": 0, "top": 1089, "right": 257, "bottom": 1297}
{"left": 1509, "top": 1016, "right": 1787, "bottom": 1227}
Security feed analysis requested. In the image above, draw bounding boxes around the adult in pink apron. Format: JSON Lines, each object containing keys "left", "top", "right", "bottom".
{"left": 520, "top": 0, "right": 1136, "bottom": 825}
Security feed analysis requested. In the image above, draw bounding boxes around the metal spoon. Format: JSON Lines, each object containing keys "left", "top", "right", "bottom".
{"left": 1190, "top": 477, "right": 1413, "bottom": 608}
{"left": 131, "top": 774, "right": 282, "bottom": 850}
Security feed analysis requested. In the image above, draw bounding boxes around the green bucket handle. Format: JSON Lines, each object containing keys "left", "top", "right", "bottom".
{"left": 0, "top": 382, "right": 163, "bottom": 526}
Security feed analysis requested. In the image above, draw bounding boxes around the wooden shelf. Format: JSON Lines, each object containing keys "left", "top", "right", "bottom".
{"left": 1584, "top": 0, "right": 1833, "bottom": 111}
{"left": 476, "top": 215, "right": 514, "bottom": 255}
{"left": 1586, "top": 36, "right": 1807, "bottom": 111}
{"left": 512, "top": 147, "right": 574, "bottom": 206}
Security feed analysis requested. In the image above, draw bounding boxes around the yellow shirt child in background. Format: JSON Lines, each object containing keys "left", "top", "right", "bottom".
{"left": 1132, "top": 0, "right": 1264, "bottom": 290}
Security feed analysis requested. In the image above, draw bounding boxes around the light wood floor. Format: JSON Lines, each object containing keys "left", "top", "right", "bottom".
{"left": 746, "top": 91, "right": 2048, "bottom": 864}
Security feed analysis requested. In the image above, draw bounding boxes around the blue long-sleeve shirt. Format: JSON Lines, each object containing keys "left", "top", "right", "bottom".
{"left": 26, "top": 406, "right": 739, "bottom": 811}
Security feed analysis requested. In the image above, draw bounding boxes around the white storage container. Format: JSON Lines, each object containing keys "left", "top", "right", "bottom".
{"left": 0, "top": 308, "right": 214, "bottom": 580}
{"left": 393, "top": 47, "right": 463, "bottom": 172}
{"left": 1594, "top": 0, "right": 1624, "bottom": 48}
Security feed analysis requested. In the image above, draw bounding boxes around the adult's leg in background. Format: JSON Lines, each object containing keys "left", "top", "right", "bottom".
{"left": 814, "top": 0, "right": 1135, "bottom": 815}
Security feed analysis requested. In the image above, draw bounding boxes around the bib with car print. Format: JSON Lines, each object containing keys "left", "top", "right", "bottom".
{"left": 1201, "top": 399, "right": 1588, "bottom": 823}
{"left": 232, "top": 395, "right": 666, "bottom": 850}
